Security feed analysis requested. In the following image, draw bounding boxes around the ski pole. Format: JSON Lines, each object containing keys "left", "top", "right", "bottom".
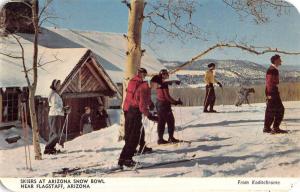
{"left": 65, "top": 113, "right": 69, "bottom": 146}
{"left": 221, "top": 87, "right": 225, "bottom": 106}
{"left": 23, "top": 103, "right": 32, "bottom": 170}
{"left": 58, "top": 118, "right": 67, "bottom": 147}
{"left": 133, "top": 116, "right": 146, "bottom": 171}
{"left": 107, "top": 115, "right": 112, "bottom": 127}
{"left": 179, "top": 106, "right": 185, "bottom": 146}
{"left": 134, "top": 119, "right": 156, "bottom": 171}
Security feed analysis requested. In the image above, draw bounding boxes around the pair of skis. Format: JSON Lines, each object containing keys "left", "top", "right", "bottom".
{"left": 53, "top": 152, "right": 197, "bottom": 176}
{"left": 151, "top": 140, "right": 192, "bottom": 148}
{"left": 52, "top": 140, "right": 193, "bottom": 176}
{"left": 21, "top": 102, "right": 32, "bottom": 171}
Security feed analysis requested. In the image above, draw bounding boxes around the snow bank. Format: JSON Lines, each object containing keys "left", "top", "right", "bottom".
{"left": 0, "top": 102, "right": 299, "bottom": 177}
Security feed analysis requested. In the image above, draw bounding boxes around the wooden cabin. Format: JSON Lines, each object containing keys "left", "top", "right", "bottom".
{"left": 0, "top": 0, "right": 165, "bottom": 140}
{"left": 0, "top": 47, "right": 120, "bottom": 141}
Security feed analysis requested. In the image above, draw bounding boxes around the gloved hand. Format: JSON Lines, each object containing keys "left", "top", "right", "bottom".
{"left": 175, "top": 98, "right": 183, "bottom": 105}
{"left": 174, "top": 80, "right": 181, "bottom": 85}
{"left": 217, "top": 82, "right": 223, "bottom": 88}
{"left": 149, "top": 102, "right": 155, "bottom": 111}
{"left": 147, "top": 113, "right": 158, "bottom": 122}
{"left": 63, "top": 106, "right": 71, "bottom": 114}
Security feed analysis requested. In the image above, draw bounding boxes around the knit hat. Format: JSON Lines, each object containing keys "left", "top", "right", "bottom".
{"left": 150, "top": 75, "right": 162, "bottom": 84}
{"left": 208, "top": 63, "right": 216, "bottom": 69}
{"left": 138, "top": 68, "right": 148, "bottom": 74}
{"left": 159, "top": 69, "right": 169, "bottom": 75}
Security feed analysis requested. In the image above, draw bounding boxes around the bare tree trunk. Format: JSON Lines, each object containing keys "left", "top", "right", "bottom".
{"left": 125, "top": 0, "right": 144, "bottom": 78}
{"left": 119, "top": 0, "right": 145, "bottom": 140}
{"left": 30, "top": 0, "right": 42, "bottom": 160}
{"left": 28, "top": 90, "right": 42, "bottom": 160}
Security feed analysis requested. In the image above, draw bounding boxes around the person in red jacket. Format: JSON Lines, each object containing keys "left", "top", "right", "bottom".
{"left": 151, "top": 69, "right": 183, "bottom": 145}
{"left": 264, "top": 54, "right": 287, "bottom": 134}
{"left": 119, "top": 68, "right": 158, "bottom": 168}
{"left": 122, "top": 69, "right": 155, "bottom": 155}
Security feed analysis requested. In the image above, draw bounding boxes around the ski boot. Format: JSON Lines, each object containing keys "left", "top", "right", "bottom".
{"left": 168, "top": 137, "right": 180, "bottom": 143}
{"left": 271, "top": 127, "right": 288, "bottom": 134}
{"left": 263, "top": 127, "right": 272, "bottom": 133}
{"left": 44, "top": 148, "right": 61, "bottom": 155}
{"left": 138, "top": 146, "right": 153, "bottom": 154}
{"left": 118, "top": 159, "right": 137, "bottom": 168}
{"left": 157, "top": 139, "right": 169, "bottom": 145}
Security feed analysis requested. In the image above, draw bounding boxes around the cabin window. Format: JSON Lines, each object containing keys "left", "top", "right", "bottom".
{"left": 2, "top": 88, "right": 20, "bottom": 122}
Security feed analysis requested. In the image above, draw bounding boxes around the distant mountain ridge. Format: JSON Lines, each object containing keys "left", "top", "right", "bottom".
{"left": 160, "top": 59, "right": 300, "bottom": 87}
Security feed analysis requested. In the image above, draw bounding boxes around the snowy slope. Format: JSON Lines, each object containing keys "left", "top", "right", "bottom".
{"left": 1, "top": 102, "right": 299, "bottom": 177}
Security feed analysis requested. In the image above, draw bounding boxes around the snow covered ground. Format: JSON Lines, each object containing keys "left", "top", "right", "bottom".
{"left": 0, "top": 101, "right": 299, "bottom": 177}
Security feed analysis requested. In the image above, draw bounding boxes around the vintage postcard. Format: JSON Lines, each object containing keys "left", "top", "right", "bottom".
{"left": 0, "top": 0, "right": 299, "bottom": 191}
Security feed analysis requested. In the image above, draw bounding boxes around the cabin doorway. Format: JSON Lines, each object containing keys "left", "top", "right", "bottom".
{"left": 64, "top": 96, "right": 104, "bottom": 137}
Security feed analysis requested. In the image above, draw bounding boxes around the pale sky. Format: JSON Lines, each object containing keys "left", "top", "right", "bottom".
{"left": 42, "top": 0, "right": 300, "bottom": 66}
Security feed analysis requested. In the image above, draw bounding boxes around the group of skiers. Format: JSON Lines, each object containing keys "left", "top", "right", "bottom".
{"left": 44, "top": 79, "right": 109, "bottom": 155}
{"left": 44, "top": 54, "right": 288, "bottom": 167}
{"left": 118, "top": 54, "right": 288, "bottom": 168}
{"left": 119, "top": 68, "right": 183, "bottom": 167}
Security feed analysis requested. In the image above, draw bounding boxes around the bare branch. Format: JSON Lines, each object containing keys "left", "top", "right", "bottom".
{"left": 169, "top": 42, "right": 300, "bottom": 74}
{"left": 144, "top": 0, "right": 207, "bottom": 41}
{"left": 24, "top": 56, "right": 61, "bottom": 73}
{"left": 19, "top": 1, "right": 32, "bottom": 9}
{"left": 39, "top": 16, "right": 60, "bottom": 27}
{"left": 0, "top": 52, "right": 23, "bottom": 59}
{"left": 121, "top": 0, "right": 131, "bottom": 10}
{"left": 223, "top": 0, "right": 292, "bottom": 24}
{"left": 6, "top": 32, "right": 31, "bottom": 86}
{"left": 39, "top": 0, "right": 54, "bottom": 19}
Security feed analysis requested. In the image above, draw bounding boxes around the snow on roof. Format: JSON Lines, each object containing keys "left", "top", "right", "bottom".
{"left": 18, "top": 27, "right": 165, "bottom": 82}
{"left": 0, "top": 28, "right": 166, "bottom": 94}
{"left": 0, "top": 0, "right": 31, "bottom": 10}
{"left": 0, "top": 38, "right": 90, "bottom": 96}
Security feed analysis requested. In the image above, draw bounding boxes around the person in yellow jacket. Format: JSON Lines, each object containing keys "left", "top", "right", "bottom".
{"left": 203, "top": 63, "right": 222, "bottom": 113}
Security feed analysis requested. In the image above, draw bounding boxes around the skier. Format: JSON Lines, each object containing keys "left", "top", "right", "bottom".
{"left": 119, "top": 68, "right": 158, "bottom": 168}
{"left": 203, "top": 63, "right": 223, "bottom": 113}
{"left": 151, "top": 69, "right": 183, "bottom": 145}
{"left": 235, "top": 87, "right": 255, "bottom": 106}
{"left": 80, "top": 106, "right": 93, "bottom": 135}
{"left": 122, "top": 68, "right": 155, "bottom": 155}
{"left": 44, "top": 79, "right": 68, "bottom": 154}
{"left": 93, "top": 105, "right": 109, "bottom": 130}
{"left": 263, "top": 54, "right": 287, "bottom": 134}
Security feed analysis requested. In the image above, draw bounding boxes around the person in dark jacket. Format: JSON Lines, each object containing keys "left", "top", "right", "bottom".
{"left": 151, "top": 69, "right": 183, "bottom": 145}
{"left": 80, "top": 106, "right": 93, "bottom": 135}
{"left": 93, "top": 105, "right": 109, "bottom": 130}
{"left": 119, "top": 68, "right": 158, "bottom": 168}
{"left": 203, "top": 63, "right": 222, "bottom": 112}
{"left": 263, "top": 54, "right": 287, "bottom": 134}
